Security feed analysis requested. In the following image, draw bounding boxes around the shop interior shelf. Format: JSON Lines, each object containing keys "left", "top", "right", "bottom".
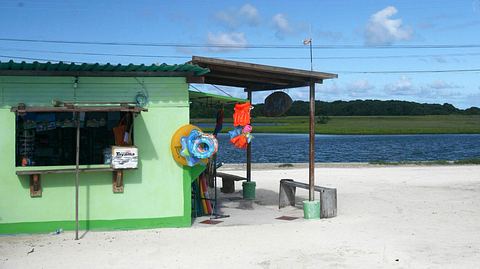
{"left": 15, "top": 164, "right": 135, "bottom": 175}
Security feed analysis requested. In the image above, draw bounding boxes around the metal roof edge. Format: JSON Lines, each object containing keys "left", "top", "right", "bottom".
{"left": 0, "top": 60, "right": 210, "bottom": 77}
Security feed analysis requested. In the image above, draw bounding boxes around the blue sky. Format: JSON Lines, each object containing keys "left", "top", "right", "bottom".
{"left": 1, "top": 0, "right": 480, "bottom": 108}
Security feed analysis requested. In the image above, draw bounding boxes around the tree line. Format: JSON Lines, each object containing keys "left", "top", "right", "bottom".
{"left": 190, "top": 99, "right": 480, "bottom": 118}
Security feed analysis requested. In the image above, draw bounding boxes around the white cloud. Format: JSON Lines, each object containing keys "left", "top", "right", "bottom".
{"left": 384, "top": 77, "right": 463, "bottom": 100}
{"left": 428, "top": 80, "right": 462, "bottom": 89}
{"left": 319, "top": 82, "right": 341, "bottom": 96}
{"left": 206, "top": 32, "right": 247, "bottom": 51}
{"left": 272, "top": 13, "right": 293, "bottom": 38}
{"left": 346, "top": 79, "right": 375, "bottom": 96}
{"left": 364, "top": 6, "right": 412, "bottom": 45}
{"left": 384, "top": 76, "right": 415, "bottom": 95}
{"left": 417, "top": 88, "right": 461, "bottom": 99}
{"left": 239, "top": 4, "right": 260, "bottom": 26}
{"left": 215, "top": 4, "right": 260, "bottom": 28}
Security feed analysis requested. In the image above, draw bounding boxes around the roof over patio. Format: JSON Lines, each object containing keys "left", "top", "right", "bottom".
{"left": 189, "top": 56, "right": 337, "bottom": 91}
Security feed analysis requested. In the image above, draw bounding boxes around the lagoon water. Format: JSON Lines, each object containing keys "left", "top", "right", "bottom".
{"left": 215, "top": 133, "right": 480, "bottom": 163}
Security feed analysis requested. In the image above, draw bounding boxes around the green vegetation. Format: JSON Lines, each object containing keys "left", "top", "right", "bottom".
{"left": 190, "top": 99, "right": 480, "bottom": 118}
{"left": 369, "top": 158, "right": 480, "bottom": 165}
{"left": 284, "top": 100, "right": 480, "bottom": 117}
{"left": 453, "top": 158, "right": 480, "bottom": 165}
{"left": 369, "top": 160, "right": 451, "bottom": 165}
{"left": 192, "top": 115, "right": 480, "bottom": 135}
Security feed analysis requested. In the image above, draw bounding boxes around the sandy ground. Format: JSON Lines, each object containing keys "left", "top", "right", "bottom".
{"left": 1, "top": 165, "right": 480, "bottom": 268}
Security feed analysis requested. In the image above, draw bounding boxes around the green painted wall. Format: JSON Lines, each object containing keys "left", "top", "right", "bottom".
{"left": 0, "top": 76, "right": 201, "bottom": 233}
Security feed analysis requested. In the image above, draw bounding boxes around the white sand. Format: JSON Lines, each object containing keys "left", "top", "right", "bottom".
{"left": 1, "top": 165, "right": 480, "bottom": 268}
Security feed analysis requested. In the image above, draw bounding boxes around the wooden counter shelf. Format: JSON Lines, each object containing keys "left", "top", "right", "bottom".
{"left": 16, "top": 165, "right": 136, "bottom": 197}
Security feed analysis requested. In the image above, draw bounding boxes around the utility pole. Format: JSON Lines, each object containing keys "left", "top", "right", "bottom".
{"left": 303, "top": 37, "right": 315, "bottom": 201}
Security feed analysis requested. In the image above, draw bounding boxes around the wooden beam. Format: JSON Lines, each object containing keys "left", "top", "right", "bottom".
{"left": 112, "top": 171, "right": 124, "bottom": 193}
{"left": 207, "top": 72, "right": 292, "bottom": 86}
{"left": 11, "top": 106, "right": 147, "bottom": 113}
{"left": 203, "top": 77, "right": 265, "bottom": 89}
{"left": 207, "top": 65, "right": 311, "bottom": 83}
{"left": 246, "top": 89, "right": 252, "bottom": 182}
{"left": 191, "top": 56, "right": 338, "bottom": 80}
{"left": 203, "top": 77, "right": 310, "bottom": 91}
{"left": 309, "top": 79, "right": 315, "bottom": 201}
{"left": 29, "top": 174, "right": 42, "bottom": 197}
{"left": 16, "top": 167, "right": 128, "bottom": 176}
{"left": 243, "top": 82, "right": 309, "bottom": 91}
{"left": 186, "top": 76, "right": 205, "bottom": 83}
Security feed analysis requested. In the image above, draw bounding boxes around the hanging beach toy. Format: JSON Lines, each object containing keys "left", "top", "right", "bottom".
{"left": 171, "top": 124, "right": 218, "bottom": 167}
{"left": 229, "top": 102, "right": 255, "bottom": 149}
{"left": 233, "top": 102, "right": 252, "bottom": 126}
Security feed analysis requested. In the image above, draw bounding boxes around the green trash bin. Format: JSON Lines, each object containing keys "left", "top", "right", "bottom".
{"left": 242, "top": 181, "right": 256, "bottom": 200}
{"left": 303, "top": 200, "right": 320, "bottom": 219}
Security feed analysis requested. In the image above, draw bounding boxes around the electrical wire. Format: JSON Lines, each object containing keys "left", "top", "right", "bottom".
{"left": 2, "top": 47, "right": 480, "bottom": 60}
{"left": 0, "top": 54, "right": 87, "bottom": 64}
{"left": 210, "top": 85, "right": 233, "bottom": 97}
{"left": 336, "top": 68, "right": 480, "bottom": 74}
{"left": 3, "top": 37, "right": 480, "bottom": 49}
{"left": 189, "top": 85, "right": 204, "bottom": 93}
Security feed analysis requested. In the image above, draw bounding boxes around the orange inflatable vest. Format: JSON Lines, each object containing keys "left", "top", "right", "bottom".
{"left": 233, "top": 102, "right": 251, "bottom": 126}
{"left": 230, "top": 134, "right": 248, "bottom": 149}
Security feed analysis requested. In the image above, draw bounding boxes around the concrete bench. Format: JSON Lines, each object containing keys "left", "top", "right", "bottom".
{"left": 279, "top": 179, "right": 337, "bottom": 218}
{"left": 217, "top": 172, "right": 248, "bottom": 193}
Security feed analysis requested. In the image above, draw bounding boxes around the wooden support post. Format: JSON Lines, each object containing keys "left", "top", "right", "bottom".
{"left": 309, "top": 79, "right": 315, "bottom": 201}
{"left": 320, "top": 188, "right": 337, "bottom": 218}
{"left": 221, "top": 177, "right": 235, "bottom": 193}
{"left": 279, "top": 179, "right": 296, "bottom": 208}
{"left": 75, "top": 111, "right": 80, "bottom": 240}
{"left": 246, "top": 89, "right": 252, "bottom": 182}
{"left": 29, "top": 174, "right": 42, "bottom": 197}
{"left": 112, "top": 170, "right": 124, "bottom": 193}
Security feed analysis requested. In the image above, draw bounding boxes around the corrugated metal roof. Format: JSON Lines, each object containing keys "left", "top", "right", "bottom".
{"left": 0, "top": 60, "right": 210, "bottom": 76}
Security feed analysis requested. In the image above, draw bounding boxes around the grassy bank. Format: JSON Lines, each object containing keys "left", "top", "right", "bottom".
{"left": 191, "top": 115, "right": 480, "bottom": 135}
{"left": 369, "top": 158, "right": 480, "bottom": 165}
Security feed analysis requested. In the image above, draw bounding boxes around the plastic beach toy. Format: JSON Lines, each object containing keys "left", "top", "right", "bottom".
{"left": 233, "top": 102, "right": 252, "bottom": 126}
{"left": 242, "top": 124, "right": 252, "bottom": 133}
{"left": 171, "top": 124, "right": 218, "bottom": 167}
{"left": 228, "top": 126, "right": 243, "bottom": 139}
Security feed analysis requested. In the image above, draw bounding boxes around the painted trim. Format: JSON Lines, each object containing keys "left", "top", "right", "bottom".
{"left": 0, "top": 216, "right": 190, "bottom": 234}
{"left": 0, "top": 165, "right": 205, "bottom": 234}
{"left": 16, "top": 164, "right": 111, "bottom": 172}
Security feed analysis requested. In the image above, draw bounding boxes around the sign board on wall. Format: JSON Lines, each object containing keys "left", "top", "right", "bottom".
{"left": 111, "top": 146, "right": 138, "bottom": 169}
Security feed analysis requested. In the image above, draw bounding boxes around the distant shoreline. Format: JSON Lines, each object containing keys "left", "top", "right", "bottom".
{"left": 219, "top": 161, "right": 480, "bottom": 170}
{"left": 191, "top": 115, "right": 480, "bottom": 135}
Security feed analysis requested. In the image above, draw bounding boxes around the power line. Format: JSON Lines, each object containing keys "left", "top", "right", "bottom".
{"left": 211, "top": 85, "right": 233, "bottom": 97}
{"left": 0, "top": 54, "right": 86, "bottom": 63}
{"left": 0, "top": 47, "right": 189, "bottom": 59}
{"left": 2, "top": 37, "right": 480, "bottom": 49}
{"left": 3, "top": 47, "right": 480, "bottom": 61}
{"left": 189, "top": 85, "right": 204, "bottom": 93}
{"left": 337, "top": 68, "right": 480, "bottom": 74}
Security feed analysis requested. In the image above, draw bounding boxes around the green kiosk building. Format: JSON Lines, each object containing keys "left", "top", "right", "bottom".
{"left": 0, "top": 60, "right": 212, "bottom": 234}
{"left": 0, "top": 57, "right": 337, "bottom": 234}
